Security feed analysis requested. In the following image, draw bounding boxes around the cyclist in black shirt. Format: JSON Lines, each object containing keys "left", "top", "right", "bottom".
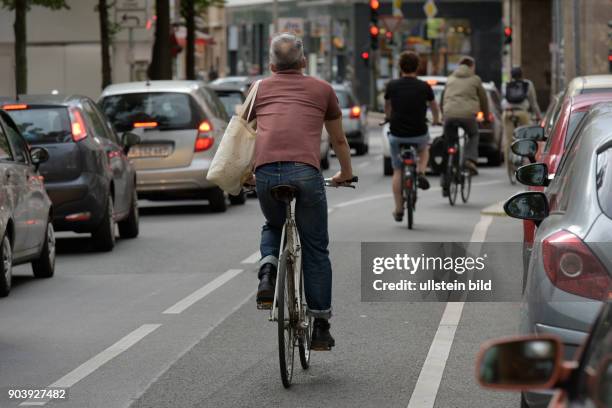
{"left": 384, "top": 51, "right": 441, "bottom": 222}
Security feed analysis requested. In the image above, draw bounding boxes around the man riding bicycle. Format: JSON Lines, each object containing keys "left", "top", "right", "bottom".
{"left": 384, "top": 51, "right": 441, "bottom": 222}
{"left": 440, "top": 56, "right": 489, "bottom": 194}
{"left": 247, "top": 33, "right": 354, "bottom": 351}
{"left": 502, "top": 66, "right": 542, "bottom": 162}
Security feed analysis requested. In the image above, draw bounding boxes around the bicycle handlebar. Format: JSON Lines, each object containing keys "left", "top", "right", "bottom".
{"left": 324, "top": 176, "right": 358, "bottom": 188}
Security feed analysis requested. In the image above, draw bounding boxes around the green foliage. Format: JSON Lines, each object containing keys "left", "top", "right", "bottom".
{"left": 0, "top": 0, "right": 69, "bottom": 10}
{"left": 181, "top": 0, "right": 225, "bottom": 17}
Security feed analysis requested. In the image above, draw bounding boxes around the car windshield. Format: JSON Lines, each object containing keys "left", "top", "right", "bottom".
{"left": 215, "top": 92, "right": 244, "bottom": 117}
{"left": 6, "top": 107, "right": 72, "bottom": 144}
{"left": 100, "top": 92, "right": 198, "bottom": 132}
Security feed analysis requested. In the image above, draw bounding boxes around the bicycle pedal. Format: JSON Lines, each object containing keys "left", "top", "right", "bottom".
{"left": 257, "top": 301, "right": 272, "bottom": 310}
{"left": 310, "top": 344, "right": 333, "bottom": 351}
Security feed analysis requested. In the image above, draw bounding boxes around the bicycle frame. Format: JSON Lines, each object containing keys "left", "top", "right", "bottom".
{"left": 270, "top": 200, "right": 304, "bottom": 324}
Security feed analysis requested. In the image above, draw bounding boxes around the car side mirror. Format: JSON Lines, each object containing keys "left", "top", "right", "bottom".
{"left": 516, "top": 163, "right": 550, "bottom": 187}
{"left": 504, "top": 191, "right": 550, "bottom": 221}
{"left": 514, "top": 125, "right": 545, "bottom": 142}
{"left": 30, "top": 146, "right": 49, "bottom": 170}
{"left": 477, "top": 337, "right": 562, "bottom": 390}
{"left": 511, "top": 139, "right": 538, "bottom": 163}
{"left": 121, "top": 132, "right": 141, "bottom": 153}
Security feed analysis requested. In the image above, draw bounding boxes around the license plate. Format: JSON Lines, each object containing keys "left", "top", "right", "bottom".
{"left": 128, "top": 144, "right": 172, "bottom": 158}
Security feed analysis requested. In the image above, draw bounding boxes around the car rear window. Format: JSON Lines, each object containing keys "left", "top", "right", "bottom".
{"left": 100, "top": 92, "right": 201, "bottom": 132}
{"left": 596, "top": 147, "right": 612, "bottom": 219}
{"left": 215, "top": 91, "right": 244, "bottom": 117}
{"left": 6, "top": 107, "right": 72, "bottom": 144}
{"left": 335, "top": 90, "right": 355, "bottom": 108}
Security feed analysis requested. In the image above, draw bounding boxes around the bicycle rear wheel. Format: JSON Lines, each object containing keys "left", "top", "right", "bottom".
{"left": 298, "top": 261, "right": 312, "bottom": 369}
{"left": 447, "top": 154, "right": 459, "bottom": 206}
{"left": 461, "top": 171, "right": 472, "bottom": 203}
{"left": 406, "top": 189, "right": 414, "bottom": 229}
{"left": 277, "top": 250, "right": 295, "bottom": 388}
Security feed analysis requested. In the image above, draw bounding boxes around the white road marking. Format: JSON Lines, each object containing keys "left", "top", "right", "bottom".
{"left": 406, "top": 215, "right": 493, "bottom": 408}
{"left": 356, "top": 161, "right": 371, "bottom": 169}
{"left": 163, "top": 269, "right": 244, "bottom": 314}
{"left": 241, "top": 251, "right": 260, "bottom": 264}
{"left": 19, "top": 324, "right": 161, "bottom": 407}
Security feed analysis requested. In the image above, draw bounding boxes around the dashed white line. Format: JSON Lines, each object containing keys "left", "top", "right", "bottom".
{"left": 163, "top": 269, "right": 244, "bottom": 314}
{"left": 241, "top": 251, "right": 260, "bottom": 264}
{"left": 20, "top": 324, "right": 161, "bottom": 407}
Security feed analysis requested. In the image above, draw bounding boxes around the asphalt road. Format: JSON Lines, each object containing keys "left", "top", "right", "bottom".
{"left": 0, "top": 121, "right": 525, "bottom": 408}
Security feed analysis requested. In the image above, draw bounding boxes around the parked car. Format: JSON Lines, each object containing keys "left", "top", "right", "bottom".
{"left": 381, "top": 78, "right": 503, "bottom": 175}
{"left": 0, "top": 110, "right": 54, "bottom": 296}
{"left": 1, "top": 95, "right": 140, "bottom": 252}
{"left": 210, "top": 75, "right": 265, "bottom": 94}
{"left": 503, "top": 102, "right": 612, "bottom": 407}
{"left": 99, "top": 80, "right": 240, "bottom": 211}
{"left": 476, "top": 301, "right": 611, "bottom": 408}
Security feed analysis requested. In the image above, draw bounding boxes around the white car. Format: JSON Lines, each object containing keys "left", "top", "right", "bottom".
{"left": 382, "top": 76, "right": 445, "bottom": 175}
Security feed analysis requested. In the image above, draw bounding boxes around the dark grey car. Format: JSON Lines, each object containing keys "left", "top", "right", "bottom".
{"left": 1, "top": 95, "right": 140, "bottom": 252}
{"left": 504, "top": 102, "right": 612, "bottom": 407}
{"left": 0, "top": 110, "right": 54, "bottom": 297}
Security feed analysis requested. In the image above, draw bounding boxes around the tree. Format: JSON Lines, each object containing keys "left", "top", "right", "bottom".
{"left": 96, "top": 0, "right": 112, "bottom": 89}
{"left": 0, "top": 0, "right": 68, "bottom": 95}
{"left": 181, "top": 0, "right": 224, "bottom": 80}
{"left": 148, "top": 0, "right": 172, "bottom": 80}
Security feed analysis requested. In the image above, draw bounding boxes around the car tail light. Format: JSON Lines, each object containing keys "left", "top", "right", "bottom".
{"left": 487, "top": 112, "right": 495, "bottom": 122}
{"left": 426, "top": 79, "right": 438, "bottom": 86}
{"left": 476, "top": 111, "right": 484, "bottom": 122}
{"left": 194, "top": 120, "right": 214, "bottom": 152}
{"left": 447, "top": 147, "right": 457, "bottom": 154}
{"left": 69, "top": 107, "right": 88, "bottom": 142}
{"left": 2, "top": 104, "right": 28, "bottom": 110}
{"left": 133, "top": 121, "right": 158, "bottom": 128}
{"left": 541, "top": 230, "right": 611, "bottom": 301}
{"left": 349, "top": 106, "right": 361, "bottom": 119}
{"left": 403, "top": 159, "right": 414, "bottom": 165}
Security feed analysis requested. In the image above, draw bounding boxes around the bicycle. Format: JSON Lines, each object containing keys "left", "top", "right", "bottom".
{"left": 269, "top": 176, "right": 358, "bottom": 388}
{"left": 399, "top": 144, "right": 419, "bottom": 229}
{"left": 505, "top": 108, "right": 523, "bottom": 185}
{"left": 444, "top": 128, "right": 471, "bottom": 206}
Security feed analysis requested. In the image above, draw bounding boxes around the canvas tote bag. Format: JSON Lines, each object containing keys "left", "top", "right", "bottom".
{"left": 206, "top": 80, "right": 261, "bottom": 195}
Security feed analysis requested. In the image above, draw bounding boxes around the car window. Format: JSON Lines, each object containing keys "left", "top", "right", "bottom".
{"left": 4, "top": 121, "right": 30, "bottom": 164}
{"left": 547, "top": 127, "right": 582, "bottom": 213}
{"left": 197, "top": 87, "right": 228, "bottom": 121}
{"left": 335, "top": 90, "right": 354, "bottom": 108}
{"left": 83, "top": 101, "right": 118, "bottom": 143}
{"left": 0, "top": 121, "right": 13, "bottom": 161}
{"left": 596, "top": 148, "right": 612, "bottom": 219}
{"left": 6, "top": 106, "right": 72, "bottom": 144}
{"left": 101, "top": 92, "right": 202, "bottom": 132}
{"left": 574, "top": 305, "right": 612, "bottom": 404}
{"left": 215, "top": 91, "right": 244, "bottom": 118}
{"left": 565, "top": 111, "right": 587, "bottom": 147}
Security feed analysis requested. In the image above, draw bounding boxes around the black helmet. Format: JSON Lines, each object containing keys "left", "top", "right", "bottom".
{"left": 511, "top": 67, "right": 523, "bottom": 79}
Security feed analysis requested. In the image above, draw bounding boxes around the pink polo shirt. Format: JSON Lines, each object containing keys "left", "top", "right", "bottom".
{"left": 250, "top": 70, "right": 342, "bottom": 170}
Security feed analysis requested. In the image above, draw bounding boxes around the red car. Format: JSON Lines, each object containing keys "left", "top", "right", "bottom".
{"left": 521, "top": 93, "right": 612, "bottom": 275}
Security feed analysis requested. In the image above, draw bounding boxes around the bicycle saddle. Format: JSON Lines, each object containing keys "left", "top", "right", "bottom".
{"left": 270, "top": 185, "right": 298, "bottom": 203}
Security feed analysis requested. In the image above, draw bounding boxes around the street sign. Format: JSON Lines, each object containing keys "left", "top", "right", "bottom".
{"left": 393, "top": 0, "right": 403, "bottom": 17}
{"left": 423, "top": 0, "right": 438, "bottom": 19}
{"left": 117, "top": 10, "right": 147, "bottom": 28}
{"left": 380, "top": 15, "right": 403, "bottom": 33}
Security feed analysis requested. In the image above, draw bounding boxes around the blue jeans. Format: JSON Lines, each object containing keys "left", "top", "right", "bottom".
{"left": 255, "top": 162, "right": 332, "bottom": 319}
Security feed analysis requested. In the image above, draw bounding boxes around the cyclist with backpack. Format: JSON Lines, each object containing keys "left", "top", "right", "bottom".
{"left": 502, "top": 67, "right": 542, "bottom": 163}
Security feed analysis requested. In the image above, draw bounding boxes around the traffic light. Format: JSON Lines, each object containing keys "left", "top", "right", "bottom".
{"left": 370, "top": 0, "right": 379, "bottom": 50}
{"left": 385, "top": 30, "right": 394, "bottom": 45}
{"left": 503, "top": 26, "right": 512, "bottom": 45}
{"left": 361, "top": 51, "right": 370, "bottom": 66}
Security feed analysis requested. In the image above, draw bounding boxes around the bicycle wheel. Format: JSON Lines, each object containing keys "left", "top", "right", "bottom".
{"left": 447, "top": 154, "right": 459, "bottom": 206}
{"left": 298, "top": 258, "right": 312, "bottom": 370}
{"left": 406, "top": 188, "right": 414, "bottom": 229}
{"left": 461, "top": 170, "right": 472, "bottom": 203}
{"left": 277, "top": 249, "right": 295, "bottom": 388}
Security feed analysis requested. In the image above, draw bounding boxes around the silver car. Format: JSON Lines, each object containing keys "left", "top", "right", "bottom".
{"left": 504, "top": 102, "right": 612, "bottom": 407}
{"left": 99, "top": 81, "right": 238, "bottom": 212}
{"left": 0, "top": 110, "right": 54, "bottom": 297}
{"left": 331, "top": 84, "right": 368, "bottom": 156}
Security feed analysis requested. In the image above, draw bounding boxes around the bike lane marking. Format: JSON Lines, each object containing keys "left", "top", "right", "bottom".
{"left": 163, "top": 269, "right": 244, "bottom": 314}
{"left": 19, "top": 324, "right": 161, "bottom": 407}
{"left": 406, "top": 215, "right": 493, "bottom": 408}
{"left": 241, "top": 251, "right": 261, "bottom": 264}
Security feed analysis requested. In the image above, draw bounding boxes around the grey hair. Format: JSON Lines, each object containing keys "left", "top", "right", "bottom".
{"left": 269, "top": 33, "right": 304, "bottom": 71}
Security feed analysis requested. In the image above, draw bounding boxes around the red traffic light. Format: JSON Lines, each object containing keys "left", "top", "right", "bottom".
{"left": 504, "top": 26, "right": 512, "bottom": 37}
{"left": 370, "top": 0, "right": 380, "bottom": 10}
{"left": 385, "top": 31, "right": 393, "bottom": 40}
{"left": 370, "top": 25, "right": 380, "bottom": 37}
{"left": 361, "top": 51, "right": 370, "bottom": 60}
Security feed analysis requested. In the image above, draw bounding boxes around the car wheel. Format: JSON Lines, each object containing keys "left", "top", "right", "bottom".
{"left": 118, "top": 190, "right": 139, "bottom": 239}
{"left": 229, "top": 189, "right": 247, "bottom": 205}
{"left": 384, "top": 157, "right": 393, "bottom": 176}
{"left": 32, "top": 219, "right": 55, "bottom": 278}
{"left": 92, "top": 195, "right": 116, "bottom": 252}
{"left": 321, "top": 152, "right": 330, "bottom": 170}
{"left": 0, "top": 234, "right": 12, "bottom": 297}
{"left": 208, "top": 187, "right": 227, "bottom": 213}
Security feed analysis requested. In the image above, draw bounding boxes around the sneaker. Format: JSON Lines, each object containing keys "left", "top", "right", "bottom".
{"left": 465, "top": 160, "right": 479, "bottom": 175}
{"left": 393, "top": 211, "right": 404, "bottom": 222}
{"left": 311, "top": 318, "right": 335, "bottom": 351}
{"left": 417, "top": 174, "right": 430, "bottom": 190}
{"left": 256, "top": 263, "right": 276, "bottom": 310}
